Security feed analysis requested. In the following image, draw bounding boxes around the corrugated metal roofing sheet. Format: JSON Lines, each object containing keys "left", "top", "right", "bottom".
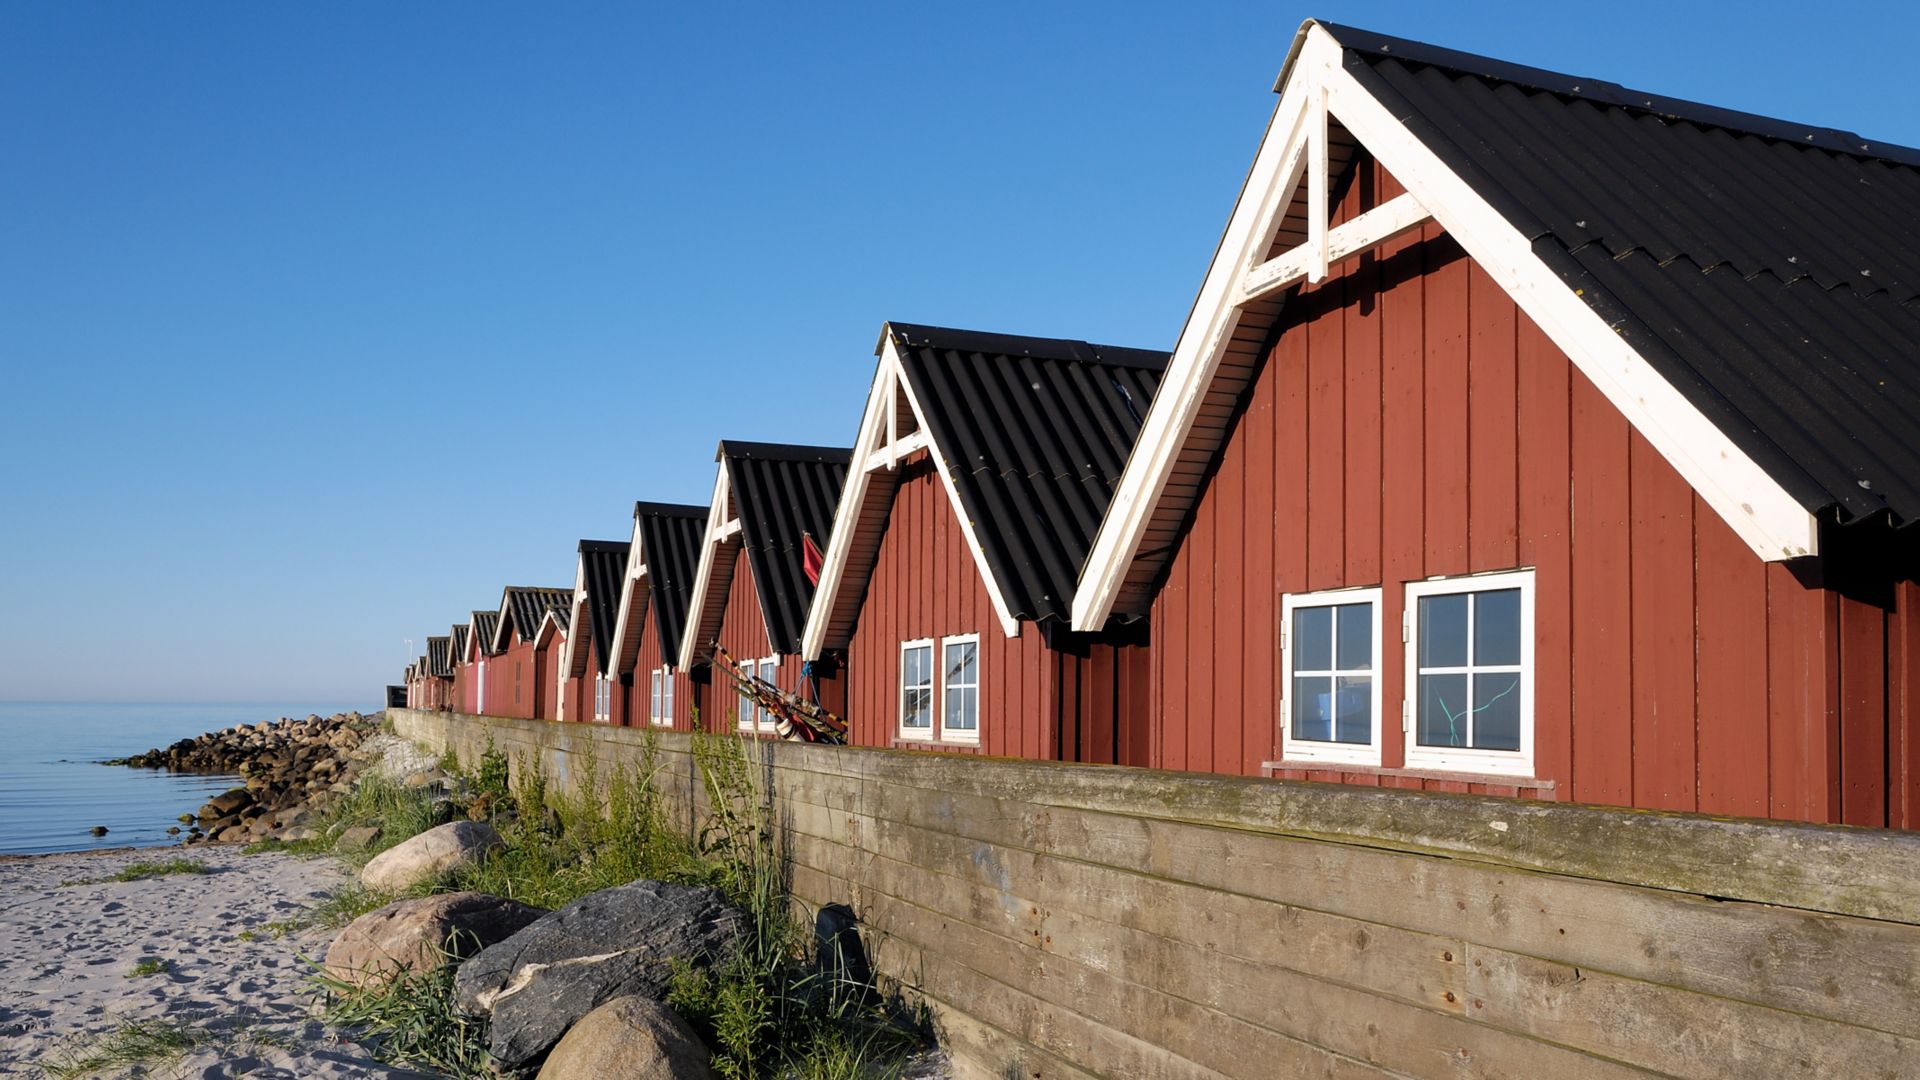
{"left": 577, "top": 540, "right": 629, "bottom": 675}
{"left": 634, "top": 502, "right": 707, "bottom": 664}
{"left": 721, "top": 442, "right": 851, "bottom": 655}
{"left": 470, "top": 611, "right": 500, "bottom": 657}
{"left": 499, "top": 587, "right": 572, "bottom": 648}
{"left": 450, "top": 624, "right": 469, "bottom": 665}
{"left": 426, "top": 636, "right": 452, "bottom": 678}
{"left": 890, "top": 323, "right": 1169, "bottom": 623}
{"left": 1325, "top": 22, "right": 1920, "bottom": 528}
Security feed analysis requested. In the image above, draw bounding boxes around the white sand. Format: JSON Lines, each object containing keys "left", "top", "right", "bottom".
{"left": 0, "top": 846, "right": 430, "bottom": 1078}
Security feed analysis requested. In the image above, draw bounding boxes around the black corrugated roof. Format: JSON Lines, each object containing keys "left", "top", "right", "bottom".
{"left": 634, "top": 502, "right": 707, "bottom": 664}
{"left": 427, "top": 636, "right": 452, "bottom": 678}
{"left": 577, "top": 539, "right": 630, "bottom": 675}
{"left": 890, "top": 323, "right": 1169, "bottom": 622}
{"left": 450, "top": 624, "right": 469, "bottom": 665}
{"left": 1323, "top": 22, "right": 1920, "bottom": 528}
{"left": 720, "top": 442, "right": 851, "bottom": 654}
{"left": 470, "top": 611, "right": 500, "bottom": 657}
{"left": 498, "top": 587, "right": 572, "bottom": 648}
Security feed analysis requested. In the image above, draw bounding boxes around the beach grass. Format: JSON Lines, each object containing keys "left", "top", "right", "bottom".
{"left": 125, "top": 957, "right": 171, "bottom": 979}
{"left": 60, "top": 857, "right": 212, "bottom": 888}
{"left": 37, "top": 1019, "right": 207, "bottom": 1078}
{"left": 301, "top": 729, "right": 930, "bottom": 1078}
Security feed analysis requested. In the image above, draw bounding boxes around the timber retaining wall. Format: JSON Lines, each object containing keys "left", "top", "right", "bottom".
{"left": 389, "top": 708, "right": 1920, "bottom": 1079}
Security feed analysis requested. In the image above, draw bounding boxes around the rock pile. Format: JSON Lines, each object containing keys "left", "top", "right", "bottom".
{"left": 111, "top": 711, "right": 380, "bottom": 845}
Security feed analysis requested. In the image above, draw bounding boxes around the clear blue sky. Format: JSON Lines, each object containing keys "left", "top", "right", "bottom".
{"left": 3, "top": 2, "right": 1915, "bottom": 705}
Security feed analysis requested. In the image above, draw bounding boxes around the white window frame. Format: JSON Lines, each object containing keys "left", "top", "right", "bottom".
{"left": 650, "top": 667, "right": 674, "bottom": 727}
{"left": 592, "top": 672, "right": 611, "bottom": 723}
{"left": 1278, "top": 587, "right": 1383, "bottom": 767}
{"left": 939, "top": 633, "right": 981, "bottom": 744}
{"left": 737, "top": 656, "right": 778, "bottom": 733}
{"left": 1402, "top": 569, "right": 1536, "bottom": 778}
{"left": 755, "top": 657, "right": 778, "bottom": 734}
{"left": 476, "top": 661, "right": 487, "bottom": 714}
{"left": 898, "top": 639, "right": 936, "bottom": 740}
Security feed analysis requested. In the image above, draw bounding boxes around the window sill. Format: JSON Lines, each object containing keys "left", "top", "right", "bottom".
{"left": 891, "top": 738, "right": 981, "bottom": 754}
{"left": 1262, "top": 760, "right": 1556, "bottom": 791}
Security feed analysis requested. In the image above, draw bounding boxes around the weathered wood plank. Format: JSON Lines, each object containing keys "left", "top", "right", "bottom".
{"left": 771, "top": 762, "right": 1920, "bottom": 1040}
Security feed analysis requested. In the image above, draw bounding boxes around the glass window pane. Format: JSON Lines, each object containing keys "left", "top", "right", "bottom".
{"left": 1471, "top": 673, "right": 1522, "bottom": 750}
{"left": 1335, "top": 603, "right": 1371, "bottom": 671}
{"left": 760, "top": 659, "right": 777, "bottom": 687}
{"left": 1419, "top": 594, "right": 1469, "bottom": 668}
{"left": 1293, "top": 606, "right": 1332, "bottom": 670}
{"left": 1417, "top": 672, "right": 1470, "bottom": 747}
{"left": 1474, "top": 589, "right": 1522, "bottom": 666}
{"left": 904, "top": 687, "right": 931, "bottom": 729}
{"left": 945, "top": 686, "right": 977, "bottom": 731}
{"left": 945, "top": 640, "right": 977, "bottom": 687}
{"left": 1291, "top": 675, "right": 1335, "bottom": 742}
{"left": 1334, "top": 676, "right": 1372, "bottom": 744}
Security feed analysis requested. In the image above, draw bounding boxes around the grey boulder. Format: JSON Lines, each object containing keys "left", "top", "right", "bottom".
{"left": 324, "top": 892, "right": 548, "bottom": 988}
{"left": 536, "top": 995, "right": 714, "bottom": 1079}
{"left": 454, "top": 880, "right": 742, "bottom": 1069}
{"left": 359, "top": 820, "right": 499, "bottom": 891}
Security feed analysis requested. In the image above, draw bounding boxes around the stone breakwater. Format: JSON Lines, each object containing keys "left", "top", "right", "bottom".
{"left": 110, "top": 711, "right": 380, "bottom": 845}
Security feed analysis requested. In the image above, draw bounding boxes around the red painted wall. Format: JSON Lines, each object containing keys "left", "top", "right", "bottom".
{"left": 837, "top": 453, "right": 1150, "bottom": 763}
{"left": 631, "top": 599, "right": 695, "bottom": 731}
{"left": 487, "top": 637, "right": 537, "bottom": 720}
{"left": 695, "top": 544, "right": 845, "bottom": 735}
{"left": 1151, "top": 155, "right": 1916, "bottom": 826}
{"left": 533, "top": 633, "right": 562, "bottom": 722}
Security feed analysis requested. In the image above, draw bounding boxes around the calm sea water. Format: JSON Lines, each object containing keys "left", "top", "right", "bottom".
{"left": 0, "top": 701, "right": 366, "bottom": 856}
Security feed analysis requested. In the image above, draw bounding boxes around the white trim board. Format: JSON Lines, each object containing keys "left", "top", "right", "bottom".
{"left": 607, "top": 514, "right": 654, "bottom": 679}
{"left": 800, "top": 331, "right": 1023, "bottom": 661}
{"left": 1070, "top": 21, "right": 1818, "bottom": 631}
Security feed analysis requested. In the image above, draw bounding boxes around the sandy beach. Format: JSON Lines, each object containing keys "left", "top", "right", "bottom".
{"left": 0, "top": 846, "right": 425, "bottom": 1078}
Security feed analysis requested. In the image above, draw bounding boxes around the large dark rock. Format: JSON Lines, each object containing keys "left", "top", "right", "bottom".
{"left": 454, "top": 880, "right": 743, "bottom": 1069}
{"left": 325, "top": 892, "right": 548, "bottom": 988}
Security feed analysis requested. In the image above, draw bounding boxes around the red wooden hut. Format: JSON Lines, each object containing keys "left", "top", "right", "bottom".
{"left": 448, "top": 623, "right": 470, "bottom": 712}
{"left": 1071, "top": 21, "right": 1920, "bottom": 827}
{"left": 679, "top": 443, "right": 851, "bottom": 733}
{"left": 557, "top": 539, "right": 632, "bottom": 724}
{"left": 531, "top": 607, "right": 569, "bottom": 722}
{"left": 461, "top": 610, "right": 500, "bottom": 715}
{"left": 421, "top": 635, "right": 454, "bottom": 710}
{"left": 609, "top": 502, "right": 708, "bottom": 731}
{"left": 802, "top": 323, "right": 1167, "bottom": 761}
{"left": 486, "top": 587, "right": 572, "bottom": 721}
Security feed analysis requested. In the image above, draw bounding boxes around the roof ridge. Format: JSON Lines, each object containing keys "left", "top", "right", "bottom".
{"left": 886, "top": 321, "right": 1172, "bottom": 372}
{"left": 1316, "top": 20, "right": 1920, "bottom": 169}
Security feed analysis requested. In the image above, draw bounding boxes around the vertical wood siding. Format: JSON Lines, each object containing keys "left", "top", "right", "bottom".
{"left": 696, "top": 543, "right": 845, "bottom": 736}
{"left": 838, "top": 454, "right": 1149, "bottom": 762}
{"left": 1149, "top": 154, "right": 1906, "bottom": 824}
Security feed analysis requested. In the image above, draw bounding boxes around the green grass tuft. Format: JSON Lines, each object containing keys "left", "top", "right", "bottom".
{"left": 38, "top": 1020, "right": 208, "bottom": 1078}
{"left": 125, "top": 957, "right": 171, "bottom": 979}
{"left": 313, "top": 944, "right": 493, "bottom": 1078}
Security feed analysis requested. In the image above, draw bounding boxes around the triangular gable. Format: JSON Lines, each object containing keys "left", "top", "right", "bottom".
{"left": 468, "top": 611, "right": 500, "bottom": 659}
{"left": 559, "top": 540, "right": 631, "bottom": 681}
{"left": 1072, "top": 19, "right": 1821, "bottom": 629}
{"left": 609, "top": 503, "right": 709, "bottom": 678}
{"left": 450, "top": 624, "right": 469, "bottom": 666}
{"left": 678, "top": 443, "right": 850, "bottom": 669}
{"left": 492, "top": 587, "right": 572, "bottom": 653}
{"left": 802, "top": 322, "right": 1169, "bottom": 659}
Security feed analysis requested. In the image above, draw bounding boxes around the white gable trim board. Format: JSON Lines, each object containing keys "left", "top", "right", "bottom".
{"left": 800, "top": 333, "right": 1023, "bottom": 662}
{"left": 1070, "top": 22, "right": 1818, "bottom": 632}
{"left": 607, "top": 515, "right": 654, "bottom": 678}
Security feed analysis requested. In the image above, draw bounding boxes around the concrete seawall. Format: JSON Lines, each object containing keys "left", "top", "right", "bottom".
{"left": 390, "top": 708, "right": 1920, "bottom": 1079}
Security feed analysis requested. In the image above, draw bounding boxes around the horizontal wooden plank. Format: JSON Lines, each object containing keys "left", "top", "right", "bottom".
{"left": 769, "top": 760, "right": 1920, "bottom": 1040}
